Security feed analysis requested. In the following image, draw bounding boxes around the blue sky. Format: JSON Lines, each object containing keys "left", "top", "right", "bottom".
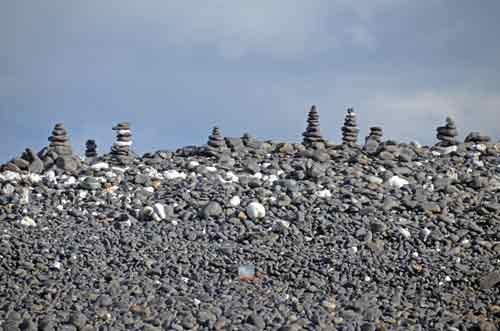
{"left": 1, "top": 1, "right": 499, "bottom": 161}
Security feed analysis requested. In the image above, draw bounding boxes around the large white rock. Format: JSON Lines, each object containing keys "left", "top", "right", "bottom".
{"left": 246, "top": 202, "right": 266, "bottom": 220}
{"left": 187, "top": 160, "right": 200, "bottom": 169}
{"left": 91, "top": 162, "right": 109, "bottom": 170}
{"left": 20, "top": 216, "right": 36, "bottom": 227}
{"left": 164, "top": 170, "right": 187, "bottom": 180}
{"left": 0, "top": 171, "right": 21, "bottom": 182}
{"left": 441, "top": 145, "right": 458, "bottom": 155}
{"left": 230, "top": 196, "right": 241, "bottom": 207}
{"left": 399, "top": 227, "right": 411, "bottom": 239}
{"left": 316, "top": 189, "right": 332, "bottom": 198}
{"left": 388, "top": 176, "right": 409, "bottom": 189}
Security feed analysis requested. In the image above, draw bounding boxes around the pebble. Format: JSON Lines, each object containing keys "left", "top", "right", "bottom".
{"left": 229, "top": 196, "right": 241, "bottom": 207}
{"left": 20, "top": 216, "right": 36, "bottom": 227}
{"left": 388, "top": 176, "right": 409, "bottom": 188}
{"left": 246, "top": 202, "right": 266, "bottom": 220}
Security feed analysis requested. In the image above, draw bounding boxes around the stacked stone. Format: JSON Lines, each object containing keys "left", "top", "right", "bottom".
{"left": 205, "top": 126, "right": 228, "bottom": 155}
{"left": 436, "top": 117, "right": 458, "bottom": 146}
{"left": 111, "top": 123, "right": 133, "bottom": 161}
{"left": 365, "top": 127, "right": 383, "bottom": 143}
{"left": 48, "top": 123, "right": 73, "bottom": 157}
{"left": 465, "top": 132, "right": 491, "bottom": 144}
{"left": 302, "top": 105, "right": 325, "bottom": 147}
{"left": 341, "top": 108, "right": 359, "bottom": 144}
{"left": 85, "top": 140, "right": 97, "bottom": 158}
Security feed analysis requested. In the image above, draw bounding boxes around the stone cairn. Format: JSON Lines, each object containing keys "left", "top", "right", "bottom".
{"left": 207, "top": 127, "right": 227, "bottom": 154}
{"left": 42, "top": 123, "right": 81, "bottom": 172}
{"left": 48, "top": 123, "right": 73, "bottom": 157}
{"left": 465, "top": 132, "right": 491, "bottom": 144}
{"left": 365, "top": 126, "right": 383, "bottom": 143}
{"left": 110, "top": 123, "right": 133, "bottom": 163}
{"left": 85, "top": 140, "right": 98, "bottom": 159}
{"left": 302, "top": 105, "right": 325, "bottom": 147}
{"left": 363, "top": 126, "right": 383, "bottom": 154}
{"left": 341, "top": 108, "right": 359, "bottom": 144}
{"left": 436, "top": 117, "right": 458, "bottom": 146}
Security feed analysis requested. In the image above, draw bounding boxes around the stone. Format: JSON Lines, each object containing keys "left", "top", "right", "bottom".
{"left": 201, "top": 201, "right": 223, "bottom": 219}
{"left": 81, "top": 177, "right": 101, "bottom": 190}
{"left": 207, "top": 126, "right": 226, "bottom": 150}
{"left": 110, "top": 122, "right": 133, "bottom": 163}
{"left": 302, "top": 105, "right": 325, "bottom": 147}
{"left": 20, "top": 216, "right": 36, "bottom": 227}
{"left": 479, "top": 271, "right": 500, "bottom": 289}
{"left": 464, "top": 132, "right": 491, "bottom": 144}
{"left": 230, "top": 196, "right": 241, "bottom": 207}
{"left": 246, "top": 201, "right": 266, "bottom": 220}
{"left": 388, "top": 176, "right": 409, "bottom": 188}
{"left": 342, "top": 108, "right": 359, "bottom": 144}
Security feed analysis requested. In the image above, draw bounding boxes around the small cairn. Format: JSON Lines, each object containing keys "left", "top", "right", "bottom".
{"left": 436, "top": 117, "right": 458, "bottom": 146}
{"left": 85, "top": 140, "right": 98, "bottom": 159}
{"left": 206, "top": 126, "right": 227, "bottom": 155}
{"left": 110, "top": 122, "right": 133, "bottom": 163}
{"left": 41, "top": 123, "right": 80, "bottom": 172}
{"left": 48, "top": 123, "right": 73, "bottom": 157}
{"left": 464, "top": 132, "right": 491, "bottom": 144}
{"left": 341, "top": 108, "right": 359, "bottom": 145}
{"left": 364, "top": 126, "right": 383, "bottom": 154}
{"left": 302, "top": 105, "right": 325, "bottom": 148}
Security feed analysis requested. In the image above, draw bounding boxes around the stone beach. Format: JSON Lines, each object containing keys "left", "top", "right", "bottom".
{"left": 0, "top": 112, "right": 499, "bottom": 331}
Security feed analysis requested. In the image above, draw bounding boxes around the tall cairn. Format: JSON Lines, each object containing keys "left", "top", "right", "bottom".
{"left": 48, "top": 123, "right": 73, "bottom": 157}
{"left": 207, "top": 126, "right": 227, "bottom": 155}
{"left": 110, "top": 122, "right": 133, "bottom": 163}
{"left": 436, "top": 117, "right": 458, "bottom": 146}
{"left": 85, "top": 140, "right": 98, "bottom": 160}
{"left": 342, "top": 108, "right": 359, "bottom": 145}
{"left": 302, "top": 105, "right": 325, "bottom": 148}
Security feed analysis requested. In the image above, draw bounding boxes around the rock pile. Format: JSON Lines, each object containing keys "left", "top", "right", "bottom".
{"left": 465, "top": 132, "right": 492, "bottom": 144}
{"left": 42, "top": 123, "right": 81, "bottom": 172}
{"left": 302, "top": 105, "right": 325, "bottom": 147}
{"left": 110, "top": 122, "right": 133, "bottom": 163}
{"left": 341, "top": 108, "right": 359, "bottom": 144}
{"left": 85, "top": 139, "right": 97, "bottom": 159}
{"left": 366, "top": 126, "right": 383, "bottom": 143}
{"left": 436, "top": 117, "right": 459, "bottom": 146}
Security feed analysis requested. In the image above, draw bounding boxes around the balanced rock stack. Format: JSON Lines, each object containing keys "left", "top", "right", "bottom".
{"left": 85, "top": 140, "right": 98, "bottom": 160}
{"left": 206, "top": 126, "right": 227, "bottom": 155}
{"left": 110, "top": 123, "right": 133, "bottom": 163}
{"left": 436, "top": 117, "right": 458, "bottom": 146}
{"left": 302, "top": 105, "right": 325, "bottom": 148}
{"left": 364, "top": 126, "right": 383, "bottom": 154}
{"left": 341, "top": 108, "right": 359, "bottom": 145}
{"left": 43, "top": 123, "right": 80, "bottom": 172}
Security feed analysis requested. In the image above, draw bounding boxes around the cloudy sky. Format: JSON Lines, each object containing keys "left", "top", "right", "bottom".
{"left": 1, "top": 1, "right": 499, "bottom": 161}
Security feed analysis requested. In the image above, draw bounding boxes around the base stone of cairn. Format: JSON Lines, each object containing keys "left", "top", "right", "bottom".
{"left": 110, "top": 123, "right": 134, "bottom": 165}
{"left": 342, "top": 108, "right": 359, "bottom": 145}
{"left": 436, "top": 117, "right": 458, "bottom": 147}
{"left": 302, "top": 105, "right": 325, "bottom": 149}
{"left": 39, "top": 123, "right": 81, "bottom": 173}
{"left": 364, "top": 126, "right": 383, "bottom": 155}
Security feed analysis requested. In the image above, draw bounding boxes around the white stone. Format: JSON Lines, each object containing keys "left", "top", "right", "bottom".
{"left": 475, "top": 144, "right": 487, "bottom": 152}
{"left": 56, "top": 205, "right": 64, "bottom": 211}
{"left": 349, "top": 246, "right": 358, "bottom": 254}
{"left": 45, "top": 170, "right": 57, "bottom": 183}
{"left": 246, "top": 202, "right": 266, "bottom": 220}
{"left": 364, "top": 276, "right": 371, "bottom": 282}
{"left": 52, "top": 261, "right": 62, "bottom": 270}
{"left": 187, "top": 160, "right": 199, "bottom": 169}
{"left": 28, "top": 173, "right": 42, "bottom": 184}
{"left": 0, "top": 171, "right": 21, "bottom": 182}
{"left": 316, "top": 189, "right": 332, "bottom": 198}
{"left": 431, "top": 151, "right": 441, "bottom": 156}
{"left": 118, "top": 129, "right": 131, "bottom": 135}
{"left": 277, "top": 170, "right": 284, "bottom": 176}
{"left": 267, "top": 174, "right": 278, "bottom": 183}
{"left": 473, "top": 160, "right": 484, "bottom": 167}
{"left": 143, "top": 186, "right": 155, "bottom": 193}
{"left": 114, "top": 141, "right": 132, "bottom": 147}
{"left": 20, "top": 188, "right": 30, "bottom": 205}
{"left": 422, "top": 228, "right": 431, "bottom": 240}
{"left": 441, "top": 145, "right": 457, "bottom": 155}
{"left": 104, "top": 171, "right": 117, "bottom": 179}
{"left": 164, "top": 170, "right": 187, "bottom": 180}
{"left": 63, "top": 177, "right": 77, "bottom": 186}
{"left": 20, "top": 216, "right": 36, "bottom": 227}
{"left": 230, "top": 196, "right": 241, "bottom": 207}
{"left": 445, "top": 276, "right": 451, "bottom": 282}
{"left": 262, "top": 162, "right": 271, "bottom": 168}
{"left": 388, "top": 176, "right": 409, "bottom": 189}
{"left": 204, "top": 166, "right": 217, "bottom": 172}
{"left": 412, "top": 252, "right": 419, "bottom": 258}
{"left": 153, "top": 203, "right": 166, "bottom": 220}
{"left": 225, "top": 171, "right": 239, "bottom": 183}
{"left": 91, "top": 162, "right": 109, "bottom": 170}
{"left": 399, "top": 227, "right": 411, "bottom": 239}
{"left": 251, "top": 172, "right": 263, "bottom": 180}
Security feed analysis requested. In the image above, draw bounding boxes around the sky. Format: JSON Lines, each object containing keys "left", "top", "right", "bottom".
{"left": 1, "top": 1, "right": 499, "bottom": 161}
